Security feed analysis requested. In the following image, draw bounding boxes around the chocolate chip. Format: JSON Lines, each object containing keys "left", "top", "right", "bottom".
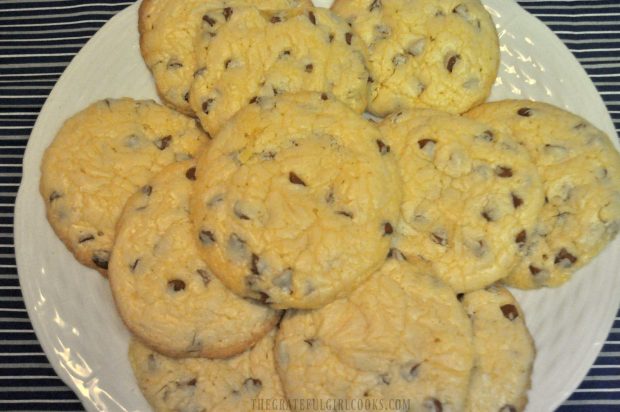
{"left": 325, "top": 190, "right": 335, "bottom": 204}
{"left": 500, "top": 304, "right": 519, "bottom": 320}
{"left": 92, "top": 250, "right": 110, "bottom": 270}
{"left": 289, "top": 172, "right": 306, "bottom": 186}
{"left": 345, "top": 32, "right": 353, "bottom": 45}
{"left": 305, "top": 63, "right": 313, "bottom": 73}
{"left": 308, "top": 11, "right": 316, "bottom": 24}
{"left": 387, "top": 248, "right": 407, "bottom": 261}
{"left": 400, "top": 361, "right": 421, "bottom": 382}
{"left": 499, "top": 405, "right": 517, "bottom": 412}
{"left": 481, "top": 210, "right": 494, "bottom": 222}
{"left": 456, "top": 293, "right": 464, "bottom": 301}
{"left": 199, "top": 230, "right": 216, "bottom": 245}
{"left": 234, "top": 203, "right": 250, "bottom": 220}
{"left": 243, "top": 378, "right": 262, "bottom": 391}
{"left": 376, "top": 139, "right": 390, "bottom": 154}
{"left": 445, "top": 54, "right": 460, "bottom": 73}
{"left": 383, "top": 222, "right": 393, "bottom": 235}
{"left": 140, "top": 185, "right": 152, "bottom": 196}
{"left": 256, "top": 291, "right": 270, "bottom": 304}
{"left": 207, "top": 194, "right": 224, "bottom": 207}
{"left": 554, "top": 248, "right": 577, "bottom": 267}
{"left": 249, "top": 96, "right": 259, "bottom": 104}
{"left": 515, "top": 229, "right": 527, "bottom": 246}
{"left": 418, "top": 138, "right": 436, "bottom": 149}
{"left": 476, "top": 130, "right": 494, "bottom": 142}
{"left": 168, "top": 279, "right": 185, "bottom": 292}
{"left": 49, "top": 191, "right": 62, "bottom": 202}
{"left": 250, "top": 253, "right": 260, "bottom": 275}
{"left": 512, "top": 193, "right": 523, "bottom": 208}
{"left": 495, "top": 166, "right": 513, "bottom": 178}
{"left": 154, "top": 135, "right": 172, "bottom": 150}
{"left": 270, "top": 16, "right": 281, "bottom": 23}
{"left": 223, "top": 7, "right": 233, "bottom": 21}
{"left": 203, "top": 14, "right": 216, "bottom": 26}
{"left": 574, "top": 122, "right": 587, "bottom": 130}
{"left": 272, "top": 268, "right": 293, "bottom": 293}
{"left": 167, "top": 61, "right": 183, "bottom": 69}
{"left": 369, "top": 0, "right": 382, "bottom": 11}
{"left": 202, "top": 98, "right": 214, "bottom": 114}
{"left": 321, "top": 93, "right": 328, "bottom": 100}
{"left": 196, "top": 269, "right": 210, "bottom": 286}
{"left": 431, "top": 232, "right": 447, "bottom": 246}
{"left": 304, "top": 338, "right": 315, "bottom": 347}
{"left": 130, "top": 258, "right": 140, "bottom": 272}
{"left": 336, "top": 210, "right": 353, "bottom": 218}
{"left": 529, "top": 265, "right": 542, "bottom": 275}
{"left": 392, "top": 53, "right": 407, "bottom": 66}
{"left": 328, "top": 33, "right": 335, "bottom": 43}
{"left": 224, "top": 59, "right": 233, "bottom": 69}
{"left": 185, "top": 167, "right": 196, "bottom": 180}
{"left": 279, "top": 49, "right": 291, "bottom": 58}
{"left": 183, "top": 92, "right": 189, "bottom": 102}
{"left": 380, "top": 373, "right": 391, "bottom": 385}
{"left": 78, "top": 234, "right": 94, "bottom": 243}
{"left": 424, "top": 397, "right": 443, "bottom": 412}
{"left": 186, "top": 378, "right": 197, "bottom": 386}
{"left": 517, "top": 107, "right": 532, "bottom": 117}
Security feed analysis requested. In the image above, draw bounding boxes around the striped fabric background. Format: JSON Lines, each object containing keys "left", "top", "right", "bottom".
{"left": 0, "top": 0, "right": 618, "bottom": 411}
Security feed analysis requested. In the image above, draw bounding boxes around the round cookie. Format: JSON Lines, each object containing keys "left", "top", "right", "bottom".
{"left": 275, "top": 258, "right": 474, "bottom": 412}
{"left": 139, "top": 0, "right": 311, "bottom": 115}
{"left": 129, "top": 329, "right": 289, "bottom": 412}
{"left": 461, "top": 286, "right": 535, "bottom": 412}
{"left": 467, "top": 100, "right": 620, "bottom": 289}
{"left": 379, "top": 109, "right": 544, "bottom": 293}
{"left": 189, "top": 6, "right": 370, "bottom": 135}
{"left": 109, "top": 161, "right": 280, "bottom": 358}
{"left": 331, "top": 0, "right": 499, "bottom": 117}
{"left": 40, "top": 98, "right": 207, "bottom": 275}
{"left": 190, "top": 92, "right": 402, "bottom": 309}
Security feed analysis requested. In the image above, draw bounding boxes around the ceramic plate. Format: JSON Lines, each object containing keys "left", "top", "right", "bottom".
{"left": 14, "top": 0, "right": 620, "bottom": 411}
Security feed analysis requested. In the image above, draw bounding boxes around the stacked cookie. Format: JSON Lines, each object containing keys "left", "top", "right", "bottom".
{"left": 38, "top": 0, "right": 620, "bottom": 411}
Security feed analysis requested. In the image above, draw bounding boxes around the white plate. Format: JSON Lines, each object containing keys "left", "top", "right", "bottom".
{"left": 14, "top": 1, "right": 620, "bottom": 411}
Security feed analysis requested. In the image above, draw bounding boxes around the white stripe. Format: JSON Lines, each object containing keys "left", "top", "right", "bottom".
{"left": 563, "top": 400, "right": 620, "bottom": 406}
{"left": 0, "top": 10, "right": 121, "bottom": 21}
{"left": 0, "top": 386, "right": 74, "bottom": 392}
{"left": 0, "top": 19, "right": 108, "bottom": 28}
{"left": 597, "top": 351, "right": 620, "bottom": 357}
{"left": 1, "top": 2, "right": 131, "bottom": 12}
{"left": 0, "top": 308, "right": 26, "bottom": 312}
{"left": 0, "top": 318, "right": 31, "bottom": 322}
{"left": 553, "top": 30, "right": 620, "bottom": 34}
{"left": 534, "top": 12, "right": 620, "bottom": 18}
{"left": 2, "top": 53, "right": 78, "bottom": 58}
{"left": 585, "top": 375, "right": 620, "bottom": 381}
{"left": 519, "top": 3, "right": 620, "bottom": 10}
{"left": 0, "top": 35, "right": 91, "bottom": 42}
{"left": 0, "top": 400, "right": 81, "bottom": 404}
{"left": 575, "top": 388, "right": 620, "bottom": 393}
{"left": 0, "top": 329, "right": 35, "bottom": 333}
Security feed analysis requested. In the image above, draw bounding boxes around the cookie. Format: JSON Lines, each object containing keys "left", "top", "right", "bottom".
{"left": 461, "top": 286, "right": 535, "bottom": 412}
{"left": 109, "top": 161, "right": 280, "bottom": 358}
{"left": 40, "top": 98, "right": 207, "bottom": 274}
{"left": 138, "top": 0, "right": 311, "bottom": 115}
{"left": 188, "top": 6, "right": 370, "bottom": 135}
{"left": 275, "top": 257, "right": 474, "bottom": 412}
{"left": 379, "top": 109, "right": 544, "bottom": 293}
{"left": 190, "top": 92, "right": 402, "bottom": 309}
{"left": 129, "top": 329, "right": 289, "bottom": 412}
{"left": 331, "top": 0, "right": 499, "bottom": 117}
{"left": 467, "top": 100, "right": 620, "bottom": 289}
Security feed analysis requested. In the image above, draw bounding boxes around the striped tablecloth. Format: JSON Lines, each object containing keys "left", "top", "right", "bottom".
{"left": 0, "top": 0, "right": 618, "bottom": 411}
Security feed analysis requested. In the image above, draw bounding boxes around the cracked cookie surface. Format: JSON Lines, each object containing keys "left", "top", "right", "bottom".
{"left": 189, "top": 6, "right": 370, "bottom": 135}
{"left": 139, "top": 0, "right": 310, "bottom": 115}
{"left": 461, "top": 286, "right": 534, "bottom": 412}
{"left": 275, "top": 258, "right": 474, "bottom": 412}
{"left": 190, "top": 92, "right": 401, "bottom": 309}
{"left": 379, "top": 109, "right": 544, "bottom": 293}
{"left": 109, "top": 161, "right": 279, "bottom": 358}
{"left": 332, "top": 0, "right": 499, "bottom": 116}
{"left": 467, "top": 100, "right": 620, "bottom": 289}
{"left": 40, "top": 98, "right": 207, "bottom": 275}
{"left": 129, "top": 329, "right": 288, "bottom": 412}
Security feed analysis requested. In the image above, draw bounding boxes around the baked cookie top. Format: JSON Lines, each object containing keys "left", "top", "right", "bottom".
{"left": 190, "top": 92, "right": 402, "bottom": 309}
{"left": 332, "top": 0, "right": 499, "bottom": 116}
{"left": 189, "top": 6, "right": 370, "bottom": 135}
{"left": 275, "top": 258, "right": 474, "bottom": 412}
{"left": 379, "top": 109, "right": 544, "bottom": 293}
{"left": 139, "top": 0, "right": 310, "bottom": 115}
{"left": 40, "top": 98, "right": 207, "bottom": 274}
{"left": 461, "top": 286, "right": 535, "bottom": 412}
{"left": 467, "top": 100, "right": 620, "bottom": 289}
{"left": 129, "top": 329, "right": 288, "bottom": 412}
{"left": 109, "top": 161, "right": 280, "bottom": 358}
